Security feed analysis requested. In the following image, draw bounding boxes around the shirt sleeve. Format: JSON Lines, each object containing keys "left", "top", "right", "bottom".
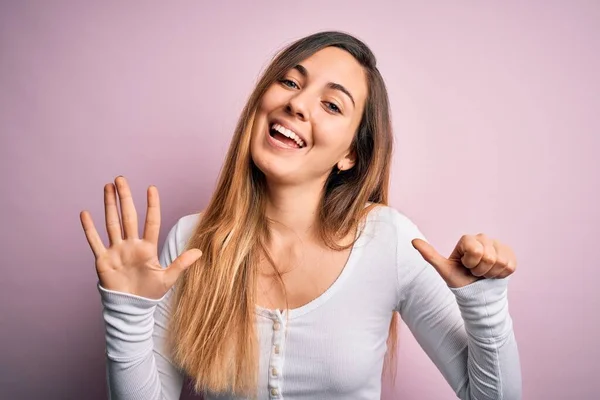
{"left": 393, "top": 211, "right": 522, "bottom": 400}
{"left": 98, "top": 220, "right": 185, "bottom": 400}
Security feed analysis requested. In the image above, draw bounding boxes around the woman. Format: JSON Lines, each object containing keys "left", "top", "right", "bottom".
{"left": 80, "top": 31, "right": 522, "bottom": 399}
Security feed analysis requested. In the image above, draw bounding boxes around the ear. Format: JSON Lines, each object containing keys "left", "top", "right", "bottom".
{"left": 337, "top": 149, "right": 356, "bottom": 171}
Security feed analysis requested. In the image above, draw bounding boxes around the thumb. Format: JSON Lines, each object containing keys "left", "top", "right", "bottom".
{"left": 164, "top": 248, "right": 203, "bottom": 288}
{"left": 411, "top": 238, "right": 452, "bottom": 278}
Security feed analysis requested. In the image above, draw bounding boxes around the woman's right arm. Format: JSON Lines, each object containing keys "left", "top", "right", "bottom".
{"left": 80, "top": 177, "right": 202, "bottom": 400}
{"left": 99, "top": 222, "right": 183, "bottom": 400}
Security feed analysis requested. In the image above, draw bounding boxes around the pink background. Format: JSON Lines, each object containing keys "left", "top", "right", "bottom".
{"left": 1, "top": 1, "right": 598, "bottom": 399}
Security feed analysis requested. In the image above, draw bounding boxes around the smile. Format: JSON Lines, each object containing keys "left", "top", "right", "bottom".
{"left": 268, "top": 123, "right": 306, "bottom": 149}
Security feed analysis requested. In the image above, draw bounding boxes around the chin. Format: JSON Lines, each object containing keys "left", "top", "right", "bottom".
{"left": 251, "top": 152, "right": 299, "bottom": 185}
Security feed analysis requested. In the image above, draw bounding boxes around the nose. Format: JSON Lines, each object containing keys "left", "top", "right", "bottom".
{"left": 285, "top": 91, "right": 311, "bottom": 121}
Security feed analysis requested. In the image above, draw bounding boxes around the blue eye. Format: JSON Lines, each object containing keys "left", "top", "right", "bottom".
{"left": 280, "top": 79, "right": 299, "bottom": 89}
{"left": 325, "top": 102, "right": 341, "bottom": 114}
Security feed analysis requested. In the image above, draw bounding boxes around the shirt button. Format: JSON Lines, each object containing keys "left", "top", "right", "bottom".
{"left": 274, "top": 345, "right": 280, "bottom": 354}
{"left": 273, "top": 322, "right": 280, "bottom": 331}
{"left": 272, "top": 367, "right": 278, "bottom": 376}
{"left": 271, "top": 388, "right": 279, "bottom": 396}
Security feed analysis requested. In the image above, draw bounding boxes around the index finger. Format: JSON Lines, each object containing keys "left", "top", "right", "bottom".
{"left": 457, "top": 235, "right": 485, "bottom": 269}
{"left": 142, "top": 185, "right": 161, "bottom": 244}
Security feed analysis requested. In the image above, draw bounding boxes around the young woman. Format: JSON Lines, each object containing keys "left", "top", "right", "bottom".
{"left": 80, "top": 31, "right": 521, "bottom": 399}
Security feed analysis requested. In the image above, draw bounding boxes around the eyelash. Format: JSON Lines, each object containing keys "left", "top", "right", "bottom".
{"left": 324, "top": 102, "right": 341, "bottom": 114}
{"left": 278, "top": 79, "right": 343, "bottom": 115}
{"left": 279, "top": 79, "right": 299, "bottom": 89}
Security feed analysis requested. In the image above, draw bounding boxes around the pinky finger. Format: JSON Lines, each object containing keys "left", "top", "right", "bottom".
{"left": 496, "top": 269, "right": 512, "bottom": 279}
{"left": 80, "top": 211, "right": 106, "bottom": 257}
{"left": 495, "top": 260, "right": 515, "bottom": 279}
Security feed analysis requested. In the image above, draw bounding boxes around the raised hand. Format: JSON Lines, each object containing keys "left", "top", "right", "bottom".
{"left": 80, "top": 176, "right": 202, "bottom": 299}
{"left": 412, "top": 234, "right": 517, "bottom": 288}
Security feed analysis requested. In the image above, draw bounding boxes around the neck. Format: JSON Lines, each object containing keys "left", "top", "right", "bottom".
{"left": 265, "top": 178, "right": 325, "bottom": 241}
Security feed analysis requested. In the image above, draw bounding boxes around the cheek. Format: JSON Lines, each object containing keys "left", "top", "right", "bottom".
{"left": 258, "top": 86, "right": 286, "bottom": 113}
{"left": 314, "top": 119, "right": 356, "bottom": 151}
{"left": 251, "top": 90, "right": 279, "bottom": 143}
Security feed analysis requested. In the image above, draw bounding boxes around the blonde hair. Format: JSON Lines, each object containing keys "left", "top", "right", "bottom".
{"left": 168, "top": 31, "right": 398, "bottom": 396}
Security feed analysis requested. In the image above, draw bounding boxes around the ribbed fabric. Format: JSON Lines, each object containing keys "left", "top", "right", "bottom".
{"left": 99, "top": 205, "right": 521, "bottom": 400}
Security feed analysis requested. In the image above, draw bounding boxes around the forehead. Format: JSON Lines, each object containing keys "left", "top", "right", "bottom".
{"left": 298, "top": 47, "right": 368, "bottom": 104}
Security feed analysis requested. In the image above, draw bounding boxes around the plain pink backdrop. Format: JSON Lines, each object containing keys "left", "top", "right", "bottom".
{"left": 1, "top": 1, "right": 598, "bottom": 399}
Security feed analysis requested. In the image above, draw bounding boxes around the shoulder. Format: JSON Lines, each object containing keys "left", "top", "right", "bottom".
{"left": 364, "top": 204, "right": 423, "bottom": 238}
{"left": 362, "top": 205, "right": 432, "bottom": 303}
{"left": 159, "top": 212, "right": 204, "bottom": 266}
{"left": 172, "top": 212, "right": 203, "bottom": 244}
{"left": 364, "top": 204, "right": 427, "bottom": 266}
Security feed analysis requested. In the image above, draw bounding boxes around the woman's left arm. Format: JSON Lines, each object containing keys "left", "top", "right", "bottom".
{"left": 394, "top": 213, "right": 522, "bottom": 400}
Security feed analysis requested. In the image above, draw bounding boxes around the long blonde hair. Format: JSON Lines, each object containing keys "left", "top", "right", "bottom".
{"left": 169, "top": 31, "right": 397, "bottom": 396}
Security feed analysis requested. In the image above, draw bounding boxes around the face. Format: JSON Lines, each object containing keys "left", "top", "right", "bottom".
{"left": 250, "top": 47, "right": 368, "bottom": 186}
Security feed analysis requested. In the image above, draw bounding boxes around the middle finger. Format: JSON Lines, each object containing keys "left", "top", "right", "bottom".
{"left": 115, "top": 176, "right": 139, "bottom": 240}
{"left": 104, "top": 183, "right": 123, "bottom": 245}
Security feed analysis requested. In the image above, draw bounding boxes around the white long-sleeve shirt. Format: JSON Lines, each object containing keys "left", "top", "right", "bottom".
{"left": 99, "top": 205, "right": 522, "bottom": 399}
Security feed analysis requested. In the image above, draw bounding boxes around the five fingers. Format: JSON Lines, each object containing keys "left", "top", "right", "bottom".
{"left": 81, "top": 176, "right": 161, "bottom": 258}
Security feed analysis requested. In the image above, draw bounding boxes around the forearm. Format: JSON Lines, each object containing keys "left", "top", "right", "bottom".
{"left": 100, "top": 285, "right": 183, "bottom": 400}
{"left": 451, "top": 278, "right": 522, "bottom": 400}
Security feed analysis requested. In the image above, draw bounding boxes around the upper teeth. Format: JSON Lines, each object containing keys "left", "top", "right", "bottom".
{"left": 272, "top": 123, "right": 305, "bottom": 147}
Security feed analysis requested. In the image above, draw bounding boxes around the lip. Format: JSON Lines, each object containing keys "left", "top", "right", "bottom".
{"left": 269, "top": 117, "right": 308, "bottom": 146}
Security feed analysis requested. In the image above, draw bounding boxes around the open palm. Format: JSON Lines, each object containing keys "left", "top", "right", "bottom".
{"left": 80, "top": 176, "right": 202, "bottom": 299}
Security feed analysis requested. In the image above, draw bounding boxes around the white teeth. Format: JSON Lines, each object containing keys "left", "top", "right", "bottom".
{"left": 272, "top": 123, "right": 305, "bottom": 148}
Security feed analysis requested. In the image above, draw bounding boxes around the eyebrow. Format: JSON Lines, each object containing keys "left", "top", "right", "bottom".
{"left": 293, "top": 64, "right": 356, "bottom": 107}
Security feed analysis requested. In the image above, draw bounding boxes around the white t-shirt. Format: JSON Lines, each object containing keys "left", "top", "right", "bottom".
{"left": 99, "top": 205, "right": 522, "bottom": 399}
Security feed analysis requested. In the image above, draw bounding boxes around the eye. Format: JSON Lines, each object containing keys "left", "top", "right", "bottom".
{"left": 279, "top": 79, "right": 299, "bottom": 89}
{"left": 324, "top": 102, "right": 342, "bottom": 114}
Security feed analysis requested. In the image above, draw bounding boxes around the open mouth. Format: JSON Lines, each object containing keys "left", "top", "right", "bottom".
{"left": 269, "top": 123, "right": 306, "bottom": 149}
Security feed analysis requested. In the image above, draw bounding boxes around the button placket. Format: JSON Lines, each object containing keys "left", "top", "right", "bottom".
{"left": 268, "top": 310, "right": 286, "bottom": 399}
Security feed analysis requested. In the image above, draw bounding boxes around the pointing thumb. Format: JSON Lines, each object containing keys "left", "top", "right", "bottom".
{"left": 411, "top": 238, "right": 451, "bottom": 278}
